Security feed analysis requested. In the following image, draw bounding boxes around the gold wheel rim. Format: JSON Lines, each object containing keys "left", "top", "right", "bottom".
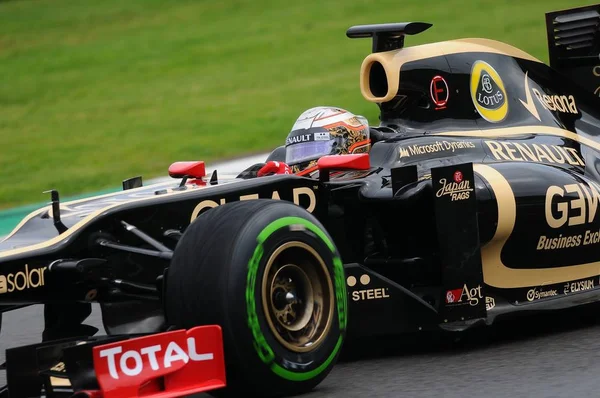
{"left": 261, "top": 241, "right": 334, "bottom": 353}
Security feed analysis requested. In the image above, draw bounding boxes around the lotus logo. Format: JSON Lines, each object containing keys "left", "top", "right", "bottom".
{"left": 470, "top": 60, "right": 508, "bottom": 123}
{"left": 481, "top": 74, "right": 493, "bottom": 93}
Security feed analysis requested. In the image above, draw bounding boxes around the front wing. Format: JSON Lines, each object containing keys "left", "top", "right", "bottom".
{"left": 0, "top": 326, "right": 226, "bottom": 398}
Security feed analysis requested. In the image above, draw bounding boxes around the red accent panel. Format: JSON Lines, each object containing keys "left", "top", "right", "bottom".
{"left": 71, "top": 391, "right": 103, "bottom": 398}
{"left": 445, "top": 288, "right": 463, "bottom": 304}
{"left": 317, "top": 153, "right": 370, "bottom": 171}
{"left": 257, "top": 161, "right": 291, "bottom": 177}
{"left": 93, "top": 326, "right": 226, "bottom": 398}
{"left": 168, "top": 161, "right": 206, "bottom": 178}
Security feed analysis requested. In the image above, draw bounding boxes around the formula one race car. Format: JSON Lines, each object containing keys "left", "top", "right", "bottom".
{"left": 2, "top": 3, "right": 600, "bottom": 397}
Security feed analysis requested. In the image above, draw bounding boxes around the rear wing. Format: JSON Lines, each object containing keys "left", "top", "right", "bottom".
{"left": 546, "top": 4, "right": 600, "bottom": 97}
{"left": 0, "top": 326, "right": 225, "bottom": 398}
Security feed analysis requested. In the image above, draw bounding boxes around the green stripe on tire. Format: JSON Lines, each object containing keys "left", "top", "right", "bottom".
{"left": 246, "top": 216, "right": 347, "bottom": 381}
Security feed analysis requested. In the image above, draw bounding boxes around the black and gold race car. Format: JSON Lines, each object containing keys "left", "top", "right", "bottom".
{"left": 2, "top": 3, "right": 600, "bottom": 397}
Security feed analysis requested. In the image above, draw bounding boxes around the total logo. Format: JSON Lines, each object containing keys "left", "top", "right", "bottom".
{"left": 0, "top": 264, "right": 47, "bottom": 294}
{"left": 99, "top": 336, "right": 213, "bottom": 380}
{"left": 445, "top": 284, "right": 482, "bottom": 306}
{"left": 93, "top": 326, "right": 225, "bottom": 394}
{"left": 347, "top": 274, "right": 390, "bottom": 302}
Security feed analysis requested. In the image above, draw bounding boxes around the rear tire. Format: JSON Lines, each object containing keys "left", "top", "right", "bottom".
{"left": 165, "top": 200, "right": 347, "bottom": 397}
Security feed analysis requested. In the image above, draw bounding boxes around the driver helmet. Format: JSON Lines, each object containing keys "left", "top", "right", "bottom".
{"left": 285, "top": 107, "right": 370, "bottom": 176}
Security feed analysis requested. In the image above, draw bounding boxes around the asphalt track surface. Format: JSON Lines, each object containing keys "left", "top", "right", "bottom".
{"left": 3, "top": 304, "right": 600, "bottom": 397}
{"left": 3, "top": 154, "right": 600, "bottom": 397}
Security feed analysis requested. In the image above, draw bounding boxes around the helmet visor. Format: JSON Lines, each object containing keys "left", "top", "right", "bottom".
{"left": 286, "top": 140, "right": 334, "bottom": 165}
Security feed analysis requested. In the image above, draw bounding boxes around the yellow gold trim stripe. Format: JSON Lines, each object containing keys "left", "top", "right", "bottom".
{"left": 3, "top": 182, "right": 177, "bottom": 243}
{"left": 0, "top": 186, "right": 200, "bottom": 259}
{"left": 435, "top": 126, "right": 600, "bottom": 153}
{"left": 474, "top": 164, "right": 600, "bottom": 288}
{"left": 1, "top": 207, "right": 50, "bottom": 243}
{"left": 360, "top": 38, "right": 542, "bottom": 103}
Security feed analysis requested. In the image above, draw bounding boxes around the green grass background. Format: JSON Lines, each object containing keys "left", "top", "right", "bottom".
{"left": 1, "top": 0, "right": 597, "bottom": 209}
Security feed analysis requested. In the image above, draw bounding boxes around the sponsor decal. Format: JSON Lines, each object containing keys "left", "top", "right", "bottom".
{"left": 536, "top": 233, "right": 582, "bottom": 251}
{"left": 435, "top": 173, "right": 474, "bottom": 201}
{"left": 347, "top": 274, "right": 390, "bottom": 302}
{"left": 470, "top": 60, "right": 508, "bottom": 123}
{"left": 93, "top": 326, "right": 225, "bottom": 394}
{"left": 533, "top": 90, "right": 577, "bottom": 115}
{"left": 537, "top": 229, "right": 600, "bottom": 251}
{"left": 519, "top": 71, "right": 541, "bottom": 121}
{"left": 485, "top": 296, "right": 495, "bottom": 311}
{"left": 314, "top": 132, "right": 331, "bottom": 141}
{"left": 445, "top": 288, "right": 461, "bottom": 303}
{"left": 430, "top": 75, "right": 449, "bottom": 110}
{"left": 544, "top": 182, "right": 600, "bottom": 229}
{"left": 286, "top": 134, "right": 312, "bottom": 145}
{"left": 594, "top": 66, "right": 600, "bottom": 97}
{"left": 0, "top": 264, "right": 47, "bottom": 294}
{"left": 48, "top": 362, "right": 71, "bottom": 387}
{"left": 519, "top": 71, "right": 578, "bottom": 119}
{"left": 526, "top": 287, "right": 558, "bottom": 302}
{"left": 190, "top": 187, "right": 316, "bottom": 221}
{"left": 536, "top": 182, "right": 600, "bottom": 250}
{"left": 352, "top": 288, "right": 390, "bottom": 301}
{"left": 445, "top": 284, "right": 482, "bottom": 306}
{"left": 453, "top": 170, "right": 463, "bottom": 183}
{"left": 563, "top": 279, "right": 595, "bottom": 295}
{"left": 98, "top": 337, "right": 213, "bottom": 380}
{"left": 484, "top": 140, "right": 585, "bottom": 166}
{"left": 398, "top": 140, "right": 476, "bottom": 159}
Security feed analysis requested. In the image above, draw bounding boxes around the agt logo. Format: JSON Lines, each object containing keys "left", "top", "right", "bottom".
{"left": 445, "top": 284, "right": 483, "bottom": 306}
